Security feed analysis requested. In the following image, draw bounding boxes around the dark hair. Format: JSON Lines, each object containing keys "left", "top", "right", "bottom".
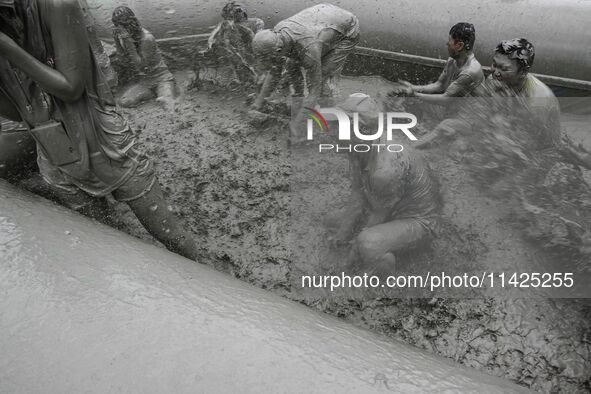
{"left": 449, "top": 22, "right": 476, "bottom": 51}
{"left": 112, "top": 6, "right": 142, "bottom": 43}
{"left": 495, "top": 38, "right": 535, "bottom": 71}
{"left": 221, "top": 1, "right": 248, "bottom": 22}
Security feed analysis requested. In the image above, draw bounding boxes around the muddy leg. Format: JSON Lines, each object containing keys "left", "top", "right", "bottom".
{"left": 285, "top": 59, "right": 305, "bottom": 97}
{"left": 350, "top": 219, "right": 429, "bottom": 275}
{"left": 155, "top": 80, "right": 177, "bottom": 112}
{"left": 126, "top": 182, "right": 200, "bottom": 261}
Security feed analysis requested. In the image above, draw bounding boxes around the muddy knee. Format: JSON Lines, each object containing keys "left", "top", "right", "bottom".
{"left": 354, "top": 228, "right": 383, "bottom": 263}
{"left": 118, "top": 95, "right": 138, "bottom": 108}
{"left": 353, "top": 229, "right": 396, "bottom": 273}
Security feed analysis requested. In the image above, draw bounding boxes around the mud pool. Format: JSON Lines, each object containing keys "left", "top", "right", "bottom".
{"left": 11, "top": 71, "right": 591, "bottom": 392}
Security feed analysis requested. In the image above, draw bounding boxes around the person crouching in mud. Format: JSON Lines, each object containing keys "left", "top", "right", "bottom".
{"left": 0, "top": 0, "right": 199, "bottom": 261}
{"left": 327, "top": 94, "right": 441, "bottom": 275}
{"left": 111, "top": 6, "right": 177, "bottom": 110}
{"left": 250, "top": 4, "right": 360, "bottom": 142}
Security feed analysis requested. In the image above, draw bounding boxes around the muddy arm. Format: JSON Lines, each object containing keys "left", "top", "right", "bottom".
{"left": 414, "top": 92, "right": 453, "bottom": 106}
{"left": 330, "top": 157, "right": 367, "bottom": 242}
{"left": 301, "top": 29, "right": 337, "bottom": 106}
{"left": 138, "top": 34, "right": 160, "bottom": 71}
{"left": 411, "top": 81, "right": 444, "bottom": 94}
{"left": 407, "top": 67, "right": 447, "bottom": 94}
{"left": 0, "top": 0, "right": 90, "bottom": 103}
{"left": 252, "top": 62, "right": 282, "bottom": 110}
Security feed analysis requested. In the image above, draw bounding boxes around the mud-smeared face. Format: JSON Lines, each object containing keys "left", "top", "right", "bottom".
{"left": 491, "top": 54, "right": 524, "bottom": 87}
{"left": 446, "top": 35, "right": 464, "bottom": 58}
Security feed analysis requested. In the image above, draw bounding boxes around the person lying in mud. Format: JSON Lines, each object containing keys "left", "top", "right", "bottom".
{"left": 0, "top": 0, "right": 199, "bottom": 261}
{"left": 111, "top": 6, "right": 177, "bottom": 109}
{"left": 250, "top": 3, "right": 360, "bottom": 140}
{"left": 193, "top": 1, "right": 263, "bottom": 87}
{"left": 327, "top": 94, "right": 441, "bottom": 275}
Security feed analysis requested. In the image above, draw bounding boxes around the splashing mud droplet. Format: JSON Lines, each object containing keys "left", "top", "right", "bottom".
{"left": 149, "top": 204, "right": 159, "bottom": 212}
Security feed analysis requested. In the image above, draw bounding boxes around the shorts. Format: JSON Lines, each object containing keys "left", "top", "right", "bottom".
{"left": 38, "top": 146, "right": 156, "bottom": 203}
{"left": 37, "top": 100, "right": 157, "bottom": 202}
{"left": 321, "top": 18, "right": 360, "bottom": 78}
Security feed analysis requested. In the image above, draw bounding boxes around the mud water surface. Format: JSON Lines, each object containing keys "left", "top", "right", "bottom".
{"left": 78, "top": 73, "right": 591, "bottom": 392}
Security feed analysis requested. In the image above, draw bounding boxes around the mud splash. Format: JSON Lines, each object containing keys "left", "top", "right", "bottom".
{"left": 41, "top": 72, "right": 591, "bottom": 392}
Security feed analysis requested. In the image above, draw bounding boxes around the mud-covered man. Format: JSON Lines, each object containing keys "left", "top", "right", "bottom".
{"left": 328, "top": 94, "right": 441, "bottom": 275}
{"left": 488, "top": 39, "right": 560, "bottom": 144}
{"left": 250, "top": 4, "right": 360, "bottom": 140}
{"left": 112, "top": 6, "right": 177, "bottom": 109}
{"left": 220, "top": 1, "right": 264, "bottom": 36}
{"left": 400, "top": 23, "right": 484, "bottom": 149}
{"left": 476, "top": 38, "right": 591, "bottom": 257}
{"left": 486, "top": 38, "right": 591, "bottom": 167}
{"left": 0, "top": 0, "right": 199, "bottom": 260}
{"left": 399, "top": 23, "right": 484, "bottom": 103}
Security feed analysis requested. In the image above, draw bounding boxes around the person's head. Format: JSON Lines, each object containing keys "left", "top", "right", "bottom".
{"left": 112, "top": 6, "right": 142, "bottom": 41}
{"left": 252, "top": 29, "right": 283, "bottom": 63}
{"left": 491, "top": 38, "right": 535, "bottom": 87}
{"left": 221, "top": 1, "right": 248, "bottom": 23}
{"left": 447, "top": 22, "right": 476, "bottom": 58}
{"left": 337, "top": 93, "right": 382, "bottom": 146}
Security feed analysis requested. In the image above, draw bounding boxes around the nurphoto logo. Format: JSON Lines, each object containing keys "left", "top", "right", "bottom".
{"left": 304, "top": 107, "right": 418, "bottom": 153}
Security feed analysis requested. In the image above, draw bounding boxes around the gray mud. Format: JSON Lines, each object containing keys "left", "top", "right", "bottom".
{"left": 88, "top": 72, "right": 591, "bottom": 392}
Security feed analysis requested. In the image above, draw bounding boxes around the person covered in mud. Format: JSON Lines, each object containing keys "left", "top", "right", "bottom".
{"left": 396, "top": 23, "right": 484, "bottom": 103}
{"left": 463, "top": 39, "right": 591, "bottom": 257}
{"left": 327, "top": 94, "right": 441, "bottom": 275}
{"left": 194, "top": 1, "right": 263, "bottom": 87}
{"left": 485, "top": 38, "right": 591, "bottom": 167}
{"left": 250, "top": 4, "right": 360, "bottom": 140}
{"left": 396, "top": 23, "right": 484, "bottom": 149}
{"left": 0, "top": 0, "right": 199, "bottom": 261}
{"left": 111, "top": 6, "right": 177, "bottom": 109}
{"left": 486, "top": 38, "right": 561, "bottom": 147}
{"left": 221, "top": 1, "right": 264, "bottom": 37}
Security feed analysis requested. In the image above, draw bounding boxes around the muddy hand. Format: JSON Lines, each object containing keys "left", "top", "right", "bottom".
{"left": 247, "top": 109, "right": 270, "bottom": 125}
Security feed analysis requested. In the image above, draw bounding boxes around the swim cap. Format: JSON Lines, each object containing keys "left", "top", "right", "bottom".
{"left": 252, "top": 30, "right": 281, "bottom": 56}
{"left": 338, "top": 93, "right": 381, "bottom": 118}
